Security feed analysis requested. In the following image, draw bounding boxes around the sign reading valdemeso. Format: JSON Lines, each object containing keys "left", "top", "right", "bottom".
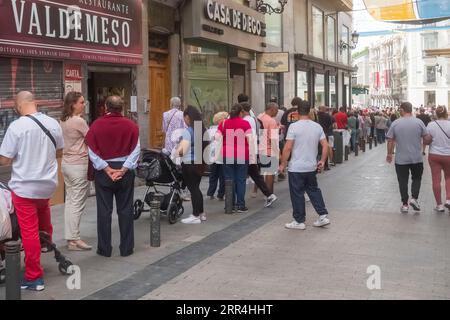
{"left": 0, "top": 0, "right": 142, "bottom": 64}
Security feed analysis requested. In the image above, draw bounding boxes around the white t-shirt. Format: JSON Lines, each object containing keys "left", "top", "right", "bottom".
{"left": 243, "top": 115, "right": 258, "bottom": 160}
{"left": 427, "top": 120, "right": 450, "bottom": 156}
{"left": 0, "top": 113, "right": 64, "bottom": 199}
{"left": 286, "top": 120, "right": 326, "bottom": 173}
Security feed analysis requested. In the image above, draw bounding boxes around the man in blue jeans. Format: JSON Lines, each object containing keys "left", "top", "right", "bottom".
{"left": 279, "top": 100, "right": 330, "bottom": 230}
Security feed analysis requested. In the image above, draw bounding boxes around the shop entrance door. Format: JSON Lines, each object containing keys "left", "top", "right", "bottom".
{"left": 230, "top": 62, "right": 246, "bottom": 105}
{"left": 149, "top": 38, "right": 170, "bottom": 148}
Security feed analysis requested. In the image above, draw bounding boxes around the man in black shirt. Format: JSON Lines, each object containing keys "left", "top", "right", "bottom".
{"left": 281, "top": 97, "right": 302, "bottom": 139}
{"left": 317, "top": 106, "right": 335, "bottom": 170}
{"left": 416, "top": 107, "right": 432, "bottom": 155}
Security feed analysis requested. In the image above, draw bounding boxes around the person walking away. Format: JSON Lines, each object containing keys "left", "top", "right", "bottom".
{"left": 206, "top": 112, "right": 228, "bottom": 201}
{"left": 86, "top": 96, "right": 140, "bottom": 257}
{"left": 423, "top": 106, "right": 450, "bottom": 212}
{"left": 279, "top": 100, "right": 330, "bottom": 230}
{"left": 215, "top": 104, "right": 253, "bottom": 213}
{"left": 334, "top": 107, "right": 348, "bottom": 130}
{"left": 60, "top": 92, "right": 92, "bottom": 251}
{"left": 417, "top": 107, "right": 432, "bottom": 155}
{"left": 177, "top": 106, "right": 209, "bottom": 224}
{"left": 258, "top": 103, "right": 280, "bottom": 196}
{"left": 242, "top": 102, "right": 278, "bottom": 207}
{"left": 386, "top": 102, "right": 430, "bottom": 213}
{"left": 163, "top": 97, "right": 185, "bottom": 154}
{"left": 0, "top": 91, "right": 64, "bottom": 291}
{"left": 347, "top": 112, "right": 358, "bottom": 152}
{"left": 317, "top": 106, "right": 334, "bottom": 169}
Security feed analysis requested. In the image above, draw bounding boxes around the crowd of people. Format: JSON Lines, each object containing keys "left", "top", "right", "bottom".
{"left": 2, "top": 88, "right": 449, "bottom": 293}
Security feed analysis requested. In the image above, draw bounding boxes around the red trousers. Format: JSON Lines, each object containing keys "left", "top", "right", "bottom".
{"left": 428, "top": 154, "right": 450, "bottom": 205}
{"left": 11, "top": 192, "right": 53, "bottom": 281}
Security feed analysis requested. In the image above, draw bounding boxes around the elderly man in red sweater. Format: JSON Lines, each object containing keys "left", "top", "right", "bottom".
{"left": 86, "top": 96, "right": 140, "bottom": 258}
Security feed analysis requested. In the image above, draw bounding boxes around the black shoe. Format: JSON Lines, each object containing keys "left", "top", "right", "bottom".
{"left": 237, "top": 206, "right": 249, "bottom": 213}
{"left": 96, "top": 249, "right": 112, "bottom": 258}
{"left": 120, "top": 250, "right": 134, "bottom": 257}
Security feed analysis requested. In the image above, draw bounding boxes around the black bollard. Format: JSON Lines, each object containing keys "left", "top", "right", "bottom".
{"left": 5, "top": 241, "right": 21, "bottom": 300}
{"left": 369, "top": 137, "right": 372, "bottom": 150}
{"left": 150, "top": 198, "right": 161, "bottom": 247}
{"left": 225, "top": 179, "right": 234, "bottom": 214}
{"left": 362, "top": 139, "right": 366, "bottom": 152}
{"left": 355, "top": 142, "right": 359, "bottom": 157}
{"left": 345, "top": 146, "right": 349, "bottom": 161}
{"left": 374, "top": 136, "right": 378, "bottom": 147}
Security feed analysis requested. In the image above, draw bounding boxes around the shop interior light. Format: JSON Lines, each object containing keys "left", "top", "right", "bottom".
{"left": 256, "top": 0, "right": 288, "bottom": 15}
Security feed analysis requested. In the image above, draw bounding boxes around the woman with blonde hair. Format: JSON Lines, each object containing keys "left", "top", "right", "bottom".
{"left": 60, "top": 92, "right": 91, "bottom": 250}
{"left": 424, "top": 106, "right": 450, "bottom": 212}
{"left": 206, "top": 111, "right": 229, "bottom": 200}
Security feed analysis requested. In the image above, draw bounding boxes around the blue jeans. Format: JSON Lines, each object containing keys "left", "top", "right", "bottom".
{"left": 223, "top": 163, "right": 249, "bottom": 207}
{"left": 350, "top": 129, "right": 357, "bottom": 152}
{"left": 288, "top": 171, "right": 329, "bottom": 223}
{"left": 376, "top": 129, "right": 385, "bottom": 144}
{"left": 207, "top": 164, "right": 225, "bottom": 198}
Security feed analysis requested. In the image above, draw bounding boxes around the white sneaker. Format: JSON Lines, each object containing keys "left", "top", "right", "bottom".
{"left": 435, "top": 205, "right": 445, "bottom": 213}
{"left": 313, "top": 215, "right": 330, "bottom": 227}
{"left": 200, "top": 213, "right": 207, "bottom": 221}
{"left": 265, "top": 194, "right": 278, "bottom": 207}
{"left": 400, "top": 204, "right": 409, "bottom": 213}
{"left": 285, "top": 221, "right": 306, "bottom": 230}
{"left": 445, "top": 201, "right": 450, "bottom": 211}
{"left": 181, "top": 215, "right": 201, "bottom": 224}
{"left": 409, "top": 199, "right": 421, "bottom": 211}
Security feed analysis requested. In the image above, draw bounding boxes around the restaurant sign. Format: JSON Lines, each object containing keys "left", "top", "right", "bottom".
{"left": 0, "top": 0, "right": 143, "bottom": 65}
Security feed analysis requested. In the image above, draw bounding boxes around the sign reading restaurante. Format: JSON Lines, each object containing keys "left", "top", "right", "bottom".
{"left": 0, "top": 0, "right": 142, "bottom": 64}
{"left": 205, "top": 0, "right": 266, "bottom": 37}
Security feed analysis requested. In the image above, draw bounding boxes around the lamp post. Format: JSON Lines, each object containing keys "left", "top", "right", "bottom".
{"left": 340, "top": 31, "right": 360, "bottom": 54}
{"left": 256, "top": 0, "right": 288, "bottom": 14}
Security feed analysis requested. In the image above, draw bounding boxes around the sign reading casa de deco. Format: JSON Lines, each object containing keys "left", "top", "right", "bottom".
{"left": 205, "top": 0, "right": 266, "bottom": 37}
{"left": 0, "top": 0, "right": 143, "bottom": 64}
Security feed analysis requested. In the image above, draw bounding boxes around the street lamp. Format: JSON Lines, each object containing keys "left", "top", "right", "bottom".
{"left": 256, "top": 0, "right": 288, "bottom": 14}
{"left": 340, "top": 31, "right": 360, "bottom": 54}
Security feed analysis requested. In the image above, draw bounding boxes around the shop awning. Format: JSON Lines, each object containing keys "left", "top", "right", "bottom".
{"left": 364, "top": 0, "right": 450, "bottom": 23}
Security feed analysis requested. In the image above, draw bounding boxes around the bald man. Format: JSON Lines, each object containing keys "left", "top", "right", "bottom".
{"left": 0, "top": 91, "right": 64, "bottom": 291}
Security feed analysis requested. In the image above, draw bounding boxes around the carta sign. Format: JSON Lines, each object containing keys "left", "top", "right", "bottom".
{"left": 205, "top": 0, "right": 266, "bottom": 37}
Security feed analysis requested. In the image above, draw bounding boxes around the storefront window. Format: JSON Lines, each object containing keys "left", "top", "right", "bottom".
{"left": 297, "top": 71, "right": 309, "bottom": 101}
{"left": 329, "top": 75, "right": 337, "bottom": 108}
{"left": 315, "top": 73, "right": 325, "bottom": 107}
{"left": 327, "top": 17, "right": 336, "bottom": 62}
{"left": 265, "top": 73, "right": 282, "bottom": 106}
{"left": 0, "top": 57, "right": 63, "bottom": 144}
{"left": 312, "top": 6, "right": 324, "bottom": 59}
{"left": 185, "top": 44, "right": 229, "bottom": 125}
{"left": 265, "top": 0, "right": 282, "bottom": 47}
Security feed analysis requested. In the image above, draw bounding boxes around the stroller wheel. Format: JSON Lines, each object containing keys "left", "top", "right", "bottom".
{"left": 167, "top": 204, "right": 179, "bottom": 225}
{"left": 0, "top": 267, "right": 5, "bottom": 284}
{"left": 133, "top": 200, "right": 144, "bottom": 220}
{"left": 58, "top": 259, "right": 74, "bottom": 276}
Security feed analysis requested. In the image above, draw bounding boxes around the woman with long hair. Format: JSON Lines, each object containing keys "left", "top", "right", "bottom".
{"left": 424, "top": 106, "right": 450, "bottom": 212}
{"left": 60, "top": 92, "right": 91, "bottom": 250}
{"left": 215, "top": 104, "right": 253, "bottom": 213}
{"left": 177, "top": 106, "right": 208, "bottom": 224}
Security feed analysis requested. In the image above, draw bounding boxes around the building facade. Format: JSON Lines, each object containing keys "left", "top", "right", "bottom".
{"left": 369, "top": 21, "right": 450, "bottom": 109}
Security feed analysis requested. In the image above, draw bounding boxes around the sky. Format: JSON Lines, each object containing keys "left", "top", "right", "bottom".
{"left": 353, "top": 0, "right": 399, "bottom": 52}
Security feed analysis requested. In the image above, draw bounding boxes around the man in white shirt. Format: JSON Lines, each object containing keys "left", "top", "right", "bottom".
{"left": 0, "top": 91, "right": 64, "bottom": 291}
{"left": 279, "top": 100, "right": 330, "bottom": 230}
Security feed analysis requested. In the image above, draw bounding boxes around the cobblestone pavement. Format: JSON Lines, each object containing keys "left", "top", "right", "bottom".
{"left": 141, "top": 148, "right": 450, "bottom": 300}
{"left": 2, "top": 145, "right": 450, "bottom": 300}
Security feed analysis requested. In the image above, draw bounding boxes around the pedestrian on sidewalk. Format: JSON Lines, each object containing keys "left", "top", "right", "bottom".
{"left": 423, "top": 106, "right": 450, "bottom": 212}
{"left": 177, "top": 106, "right": 208, "bottom": 224}
{"left": 215, "top": 104, "right": 253, "bottom": 213}
{"left": 417, "top": 107, "right": 432, "bottom": 155}
{"left": 86, "top": 96, "right": 140, "bottom": 257}
{"left": 279, "top": 100, "right": 330, "bottom": 230}
{"left": 242, "top": 102, "right": 278, "bottom": 207}
{"left": 386, "top": 102, "right": 430, "bottom": 214}
{"left": 0, "top": 91, "right": 64, "bottom": 291}
{"left": 206, "top": 111, "right": 228, "bottom": 201}
{"left": 258, "top": 103, "right": 280, "bottom": 196}
{"left": 60, "top": 92, "right": 92, "bottom": 251}
{"left": 318, "top": 106, "right": 335, "bottom": 170}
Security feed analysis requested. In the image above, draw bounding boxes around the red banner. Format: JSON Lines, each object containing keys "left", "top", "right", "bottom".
{"left": 65, "top": 63, "right": 82, "bottom": 80}
{"left": 0, "top": 0, "right": 142, "bottom": 65}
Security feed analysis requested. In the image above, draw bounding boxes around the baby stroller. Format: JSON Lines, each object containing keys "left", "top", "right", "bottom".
{"left": 133, "top": 149, "right": 185, "bottom": 224}
{"left": 0, "top": 182, "right": 73, "bottom": 284}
